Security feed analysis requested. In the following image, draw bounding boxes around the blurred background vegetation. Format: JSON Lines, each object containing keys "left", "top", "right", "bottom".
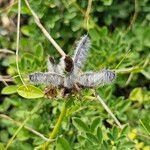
{"left": 0, "top": 0, "right": 150, "bottom": 149}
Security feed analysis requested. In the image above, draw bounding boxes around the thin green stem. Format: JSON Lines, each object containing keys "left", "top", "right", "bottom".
{"left": 5, "top": 118, "right": 29, "bottom": 150}
{"left": 85, "top": 0, "right": 92, "bottom": 32}
{"left": 0, "top": 114, "right": 49, "bottom": 142}
{"left": 115, "top": 49, "right": 131, "bottom": 69}
{"left": 72, "top": 1, "right": 100, "bottom": 31}
{"left": 16, "top": 0, "right": 26, "bottom": 86}
{"left": 123, "top": 0, "right": 138, "bottom": 35}
{"left": 42, "top": 103, "right": 67, "bottom": 149}
{"left": 139, "top": 119, "right": 150, "bottom": 136}
{"left": 5, "top": 100, "right": 44, "bottom": 150}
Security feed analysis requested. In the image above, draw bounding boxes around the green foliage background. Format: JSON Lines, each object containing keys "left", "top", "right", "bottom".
{"left": 0, "top": 0, "right": 150, "bottom": 149}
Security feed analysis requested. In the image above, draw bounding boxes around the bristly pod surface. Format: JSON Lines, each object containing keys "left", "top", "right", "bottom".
{"left": 77, "top": 69, "right": 116, "bottom": 88}
{"left": 28, "top": 35, "right": 116, "bottom": 97}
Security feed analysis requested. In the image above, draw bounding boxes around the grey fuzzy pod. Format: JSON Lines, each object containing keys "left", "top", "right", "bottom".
{"left": 77, "top": 69, "right": 116, "bottom": 88}
{"left": 47, "top": 57, "right": 65, "bottom": 75}
{"left": 29, "top": 72, "right": 64, "bottom": 87}
{"left": 73, "top": 35, "right": 91, "bottom": 70}
{"left": 64, "top": 71, "right": 77, "bottom": 89}
{"left": 47, "top": 57, "right": 55, "bottom": 72}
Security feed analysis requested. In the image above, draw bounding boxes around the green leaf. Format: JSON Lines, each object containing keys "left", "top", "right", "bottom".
{"left": 112, "top": 126, "right": 118, "bottom": 139}
{"left": 124, "top": 141, "right": 135, "bottom": 148}
{"left": 56, "top": 137, "right": 71, "bottom": 150}
{"left": 77, "top": 135, "right": 87, "bottom": 144}
{"left": 89, "top": 29, "right": 100, "bottom": 41}
{"left": 102, "top": 0, "right": 113, "bottom": 6}
{"left": 0, "top": 143, "right": 4, "bottom": 150}
{"left": 86, "top": 132, "right": 99, "bottom": 144}
{"left": 129, "top": 87, "right": 143, "bottom": 103}
{"left": 99, "top": 26, "right": 108, "bottom": 37}
{"left": 33, "top": 137, "right": 44, "bottom": 145}
{"left": 141, "top": 70, "right": 150, "bottom": 80}
{"left": 35, "top": 43, "right": 44, "bottom": 59}
{"left": 90, "top": 117, "right": 101, "bottom": 133}
{"left": 1, "top": 85, "right": 18, "bottom": 95}
{"left": 21, "top": 25, "right": 34, "bottom": 36}
{"left": 17, "top": 130, "right": 30, "bottom": 141}
{"left": 107, "top": 133, "right": 114, "bottom": 140}
{"left": 0, "top": 99, "right": 11, "bottom": 112}
{"left": 72, "top": 117, "right": 90, "bottom": 132}
{"left": 121, "top": 125, "right": 130, "bottom": 135}
{"left": 117, "top": 100, "right": 131, "bottom": 113}
{"left": 17, "top": 85, "right": 44, "bottom": 99}
{"left": 0, "top": 130, "right": 9, "bottom": 142}
{"left": 23, "top": 53, "right": 35, "bottom": 62}
{"left": 96, "top": 127, "right": 103, "bottom": 143}
{"left": 102, "top": 141, "right": 109, "bottom": 150}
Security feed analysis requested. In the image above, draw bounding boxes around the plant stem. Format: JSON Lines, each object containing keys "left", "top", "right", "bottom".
{"left": 24, "top": 0, "right": 66, "bottom": 57}
{"left": 42, "top": 103, "right": 67, "bottom": 149}
{"left": 0, "top": 114, "right": 49, "bottom": 142}
{"left": 123, "top": 0, "right": 138, "bottom": 35}
{"left": 5, "top": 100, "right": 43, "bottom": 150}
{"left": 5, "top": 117, "right": 29, "bottom": 150}
{"left": 94, "top": 90, "right": 123, "bottom": 129}
{"left": 16, "top": 0, "right": 26, "bottom": 86}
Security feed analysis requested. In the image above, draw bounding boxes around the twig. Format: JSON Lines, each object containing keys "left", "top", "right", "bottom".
{"left": 0, "top": 49, "right": 15, "bottom": 54}
{"left": 115, "top": 49, "right": 131, "bottom": 69}
{"left": 85, "top": 0, "right": 92, "bottom": 18}
{"left": 123, "top": 0, "right": 138, "bottom": 35}
{"left": 137, "top": 132, "right": 150, "bottom": 140}
{"left": 125, "top": 73, "right": 134, "bottom": 86}
{"left": 16, "top": 0, "right": 26, "bottom": 86}
{"left": 0, "top": 114, "right": 50, "bottom": 142}
{"left": 5, "top": 118, "right": 29, "bottom": 150}
{"left": 94, "top": 90, "right": 123, "bottom": 129}
{"left": 85, "top": 0, "right": 92, "bottom": 31}
{"left": 0, "top": 78, "right": 13, "bottom": 82}
{"left": 143, "top": 57, "right": 149, "bottom": 68}
{"left": 0, "top": 0, "right": 18, "bottom": 13}
{"left": 72, "top": 2, "right": 85, "bottom": 15}
{"left": 0, "top": 76, "right": 8, "bottom": 86}
{"left": 139, "top": 119, "right": 150, "bottom": 136}
{"left": 24, "top": 0, "right": 66, "bottom": 57}
{"left": 72, "top": 1, "right": 100, "bottom": 31}
{"left": 114, "top": 66, "right": 140, "bottom": 74}
{"left": 5, "top": 100, "right": 44, "bottom": 150}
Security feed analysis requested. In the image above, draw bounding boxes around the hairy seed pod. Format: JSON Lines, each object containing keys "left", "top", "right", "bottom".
{"left": 73, "top": 35, "right": 91, "bottom": 70}
{"left": 64, "top": 72, "right": 76, "bottom": 89}
{"left": 47, "top": 56, "right": 65, "bottom": 75}
{"left": 29, "top": 35, "right": 116, "bottom": 98}
{"left": 29, "top": 72, "right": 64, "bottom": 87}
{"left": 77, "top": 69, "right": 116, "bottom": 88}
{"left": 47, "top": 56, "right": 56, "bottom": 72}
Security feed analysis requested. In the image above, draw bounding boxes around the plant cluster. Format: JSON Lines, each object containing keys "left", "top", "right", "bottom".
{"left": 0, "top": 0, "right": 149, "bottom": 150}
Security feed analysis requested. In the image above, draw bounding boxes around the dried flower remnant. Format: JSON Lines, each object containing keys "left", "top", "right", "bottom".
{"left": 29, "top": 35, "right": 116, "bottom": 98}
{"left": 44, "top": 85, "right": 57, "bottom": 98}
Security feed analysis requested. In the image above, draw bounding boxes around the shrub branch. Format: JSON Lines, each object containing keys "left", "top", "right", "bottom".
{"left": 0, "top": 114, "right": 49, "bottom": 142}
{"left": 41, "top": 102, "right": 67, "bottom": 150}
{"left": 94, "top": 90, "right": 123, "bottom": 129}
{"left": 24, "top": 0, "right": 66, "bottom": 57}
{"left": 5, "top": 100, "right": 44, "bottom": 150}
